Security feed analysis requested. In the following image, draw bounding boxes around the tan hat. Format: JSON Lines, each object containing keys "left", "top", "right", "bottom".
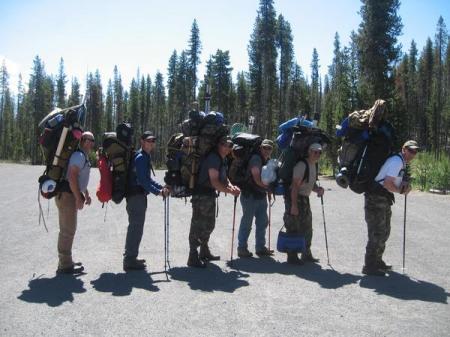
{"left": 309, "top": 143, "right": 322, "bottom": 152}
{"left": 403, "top": 140, "right": 420, "bottom": 150}
{"left": 261, "top": 139, "right": 274, "bottom": 149}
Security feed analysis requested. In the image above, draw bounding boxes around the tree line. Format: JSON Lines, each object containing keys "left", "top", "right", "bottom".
{"left": 0, "top": 0, "right": 448, "bottom": 169}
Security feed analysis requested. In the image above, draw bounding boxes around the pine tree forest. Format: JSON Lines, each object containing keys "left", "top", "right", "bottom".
{"left": 0, "top": 0, "right": 449, "bottom": 181}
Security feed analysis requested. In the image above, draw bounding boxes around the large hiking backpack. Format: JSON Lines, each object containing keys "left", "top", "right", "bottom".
{"left": 164, "top": 111, "right": 229, "bottom": 197}
{"left": 228, "top": 132, "right": 262, "bottom": 188}
{"left": 335, "top": 99, "right": 395, "bottom": 191}
{"left": 38, "top": 103, "right": 86, "bottom": 199}
{"left": 97, "top": 122, "right": 134, "bottom": 204}
{"left": 277, "top": 116, "right": 314, "bottom": 150}
{"left": 277, "top": 125, "right": 330, "bottom": 187}
{"left": 348, "top": 121, "right": 396, "bottom": 194}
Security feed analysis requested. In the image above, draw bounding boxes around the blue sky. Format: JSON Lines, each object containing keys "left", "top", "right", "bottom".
{"left": 1, "top": 0, "right": 449, "bottom": 93}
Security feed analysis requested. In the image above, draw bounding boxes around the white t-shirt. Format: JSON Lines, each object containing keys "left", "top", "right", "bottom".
{"left": 374, "top": 154, "right": 405, "bottom": 188}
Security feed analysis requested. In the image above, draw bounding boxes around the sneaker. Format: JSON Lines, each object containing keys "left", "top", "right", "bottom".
{"left": 255, "top": 247, "right": 274, "bottom": 257}
{"left": 237, "top": 247, "right": 253, "bottom": 258}
{"left": 123, "top": 258, "right": 146, "bottom": 271}
{"left": 362, "top": 265, "right": 386, "bottom": 276}
{"left": 376, "top": 260, "right": 392, "bottom": 271}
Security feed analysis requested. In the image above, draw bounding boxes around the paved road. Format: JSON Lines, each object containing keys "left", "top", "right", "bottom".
{"left": 0, "top": 163, "right": 449, "bottom": 336}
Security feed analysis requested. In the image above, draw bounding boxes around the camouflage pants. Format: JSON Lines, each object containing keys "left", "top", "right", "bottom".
{"left": 189, "top": 194, "right": 216, "bottom": 249}
{"left": 364, "top": 192, "right": 392, "bottom": 265}
{"left": 283, "top": 195, "right": 313, "bottom": 250}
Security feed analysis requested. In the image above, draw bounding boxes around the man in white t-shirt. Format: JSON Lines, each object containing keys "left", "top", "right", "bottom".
{"left": 362, "top": 140, "right": 419, "bottom": 276}
{"left": 55, "top": 131, "right": 95, "bottom": 274}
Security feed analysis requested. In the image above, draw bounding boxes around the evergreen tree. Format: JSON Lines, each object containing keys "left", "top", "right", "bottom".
{"left": 167, "top": 50, "right": 178, "bottom": 131}
{"left": 113, "top": 65, "right": 124, "bottom": 126}
{"left": 152, "top": 71, "right": 166, "bottom": 164}
{"left": 105, "top": 80, "right": 113, "bottom": 131}
{"left": 68, "top": 77, "right": 81, "bottom": 106}
{"left": 128, "top": 78, "right": 140, "bottom": 142}
{"left": 356, "top": 0, "right": 403, "bottom": 104}
{"left": 310, "top": 48, "right": 321, "bottom": 121}
{"left": 211, "top": 49, "right": 233, "bottom": 116}
{"left": 276, "top": 14, "right": 294, "bottom": 122}
{"left": 348, "top": 31, "right": 361, "bottom": 110}
{"left": 56, "top": 57, "right": 67, "bottom": 108}
{"left": 407, "top": 40, "right": 419, "bottom": 136}
{"left": 86, "top": 70, "right": 103, "bottom": 140}
{"left": 235, "top": 71, "right": 249, "bottom": 124}
{"left": 417, "top": 38, "right": 434, "bottom": 147}
{"left": 175, "top": 51, "right": 190, "bottom": 121}
{"left": 248, "top": 0, "right": 278, "bottom": 137}
{"left": 188, "top": 19, "right": 201, "bottom": 100}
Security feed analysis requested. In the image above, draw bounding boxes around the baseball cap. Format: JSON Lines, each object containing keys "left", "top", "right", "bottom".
{"left": 261, "top": 139, "right": 274, "bottom": 149}
{"left": 403, "top": 140, "right": 420, "bottom": 150}
{"left": 309, "top": 143, "right": 322, "bottom": 152}
{"left": 141, "top": 131, "right": 157, "bottom": 141}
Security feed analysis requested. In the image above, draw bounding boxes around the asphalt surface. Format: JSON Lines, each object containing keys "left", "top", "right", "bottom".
{"left": 0, "top": 163, "right": 449, "bottom": 337}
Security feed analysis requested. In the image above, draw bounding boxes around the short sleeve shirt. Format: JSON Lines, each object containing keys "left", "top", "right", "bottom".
{"left": 292, "top": 160, "right": 316, "bottom": 196}
{"left": 198, "top": 152, "right": 227, "bottom": 190}
{"left": 66, "top": 150, "right": 90, "bottom": 193}
{"left": 375, "top": 154, "right": 405, "bottom": 188}
{"left": 246, "top": 154, "right": 266, "bottom": 195}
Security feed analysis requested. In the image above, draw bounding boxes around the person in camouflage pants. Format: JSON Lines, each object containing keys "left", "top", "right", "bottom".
{"left": 283, "top": 143, "right": 324, "bottom": 265}
{"left": 362, "top": 140, "right": 419, "bottom": 276}
{"left": 188, "top": 136, "right": 240, "bottom": 268}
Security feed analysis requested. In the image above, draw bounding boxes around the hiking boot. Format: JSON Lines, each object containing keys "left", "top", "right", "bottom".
{"left": 57, "top": 264, "right": 85, "bottom": 275}
{"left": 362, "top": 265, "right": 386, "bottom": 276}
{"left": 376, "top": 259, "right": 392, "bottom": 271}
{"left": 237, "top": 247, "right": 253, "bottom": 258}
{"left": 187, "top": 250, "right": 206, "bottom": 268}
{"left": 287, "top": 252, "right": 304, "bottom": 265}
{"left": 199, "top": 245, "right": 220, "bottom": 261}
{"left": 255, "top": 247, "right": 274, "bottom": 257}
{"left": 123, "top": 258, "right": 146, "bottom": 271}
{"left": 301, "top": 251, "right": 320, "bottom": 263}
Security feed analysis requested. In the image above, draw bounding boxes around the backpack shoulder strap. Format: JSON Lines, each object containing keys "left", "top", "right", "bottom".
{"left": 298, "top": 158, "right": 309, "bottom": 183}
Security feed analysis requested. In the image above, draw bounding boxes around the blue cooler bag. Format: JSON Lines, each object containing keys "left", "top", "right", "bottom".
{"left": 277, "top": 228, "right": 306, "bottom": 253}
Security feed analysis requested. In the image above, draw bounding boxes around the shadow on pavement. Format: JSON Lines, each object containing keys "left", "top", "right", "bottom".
{"left": 359, "top": 271, "right": 450, "bottom": 303}
{"left": 229, "top": 257, "right": 360, "bottom": 289}
{"left": 90, "top": 271, "right": 159, "bottom": 296}
{"left": 169, "top": 263, "right": 250, "bottom": 293}
{"left": 18, "top": 273, "right": 86, "bottom": 307}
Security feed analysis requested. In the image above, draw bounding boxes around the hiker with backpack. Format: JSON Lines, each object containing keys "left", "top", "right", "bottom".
{"left": 123, "top": 131, "right": 170, "bottom": 271}
{"left": 187, "top": 135, "right": 241, "bottom": 268}
{"left": 55, "top": 131, "right": 95, "bottom": 274}
{"left": 362, "top": 140, "right": 419, "bottom": 276}
{"left": 237, "top": 139, "right": 275, "bottom": 258}
{"left": 283, "top": 143, "right": 325, "bottom": 265}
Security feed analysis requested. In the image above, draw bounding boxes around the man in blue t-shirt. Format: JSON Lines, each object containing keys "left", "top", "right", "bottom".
{"left": 123, "top": 131, "right": 169, "bottom": 271}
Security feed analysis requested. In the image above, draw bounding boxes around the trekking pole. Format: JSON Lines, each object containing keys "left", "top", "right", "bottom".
{"left": 230, "top": 196, "right": 238, "bottom": 266}
{"left": 167, "top": 196, "right": 170, "bottom": 269}
{"left": 402, "top": 194, "right": 407, "bottom": 273}
{"left": 268, "top": 194, "right": 272, "bottom": 251}
{"left": 317, "top": 181, "right": 330, "bottom": 265}
{"left": 163, "top": 197, "right": 167, "bottom": 274}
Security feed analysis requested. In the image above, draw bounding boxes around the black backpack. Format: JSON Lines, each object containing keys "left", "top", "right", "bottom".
{"left": 100, "top": 122, "right": 134, "bottom": 203}
{"left": 348, "top": 121, "right": 396, "bottom": 194}
{"left": 228, "top": 133, "right": 262, "bottom": 189}
{"left": 278, "top": 126, "right": 329, "bottom": 188}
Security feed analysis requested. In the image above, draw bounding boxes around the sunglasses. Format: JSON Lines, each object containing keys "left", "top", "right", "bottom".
{"left": 407, "top": 148, "right": 417, "bottom": 155}
{"left": 84, "top": 138, "right": 95, "bottom": 143}
{"left": 220, "top": 142, "right": 233, "bottom": 148}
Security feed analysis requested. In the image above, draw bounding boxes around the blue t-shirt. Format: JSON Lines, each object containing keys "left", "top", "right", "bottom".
{"left": 196, "top": 152, "right": 227, "bottom": 193}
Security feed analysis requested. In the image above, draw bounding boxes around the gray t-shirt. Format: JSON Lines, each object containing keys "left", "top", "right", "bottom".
{"left": 245, "top": 154, "right": 266, "bottom": 195}
{"left": 66, "top": 150, "right": 90, "bottom": 193}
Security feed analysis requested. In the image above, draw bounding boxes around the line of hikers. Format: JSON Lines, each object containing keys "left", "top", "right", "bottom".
{"left": 51, "top": 127, "right": 419, "bottom": 277}
{"left": 37, "top": 99, "right": 419, "bottom": 277}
